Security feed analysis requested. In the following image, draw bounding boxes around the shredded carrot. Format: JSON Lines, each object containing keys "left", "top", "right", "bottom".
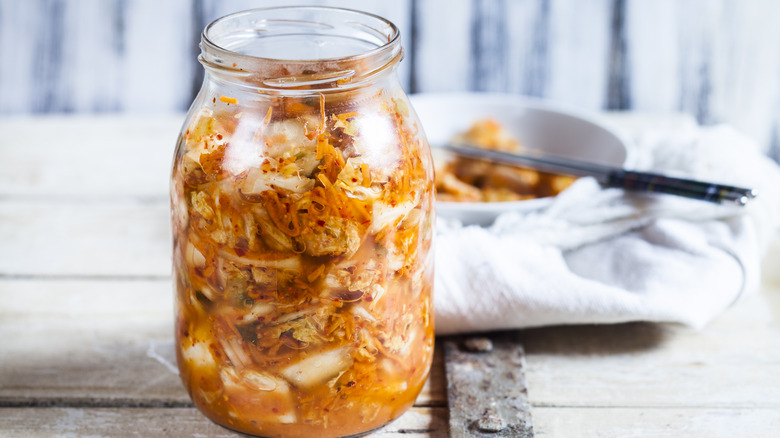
{"left": 316, "top": 173, "right": 333, "bottom": 191}
{"left": 320, "top": 153, "right": 334, "bottom": 174}
{"left": 307, "top": 264, "right": 326, "bottom": 283}
{"left": 309, "top": 187, "right": 330, "bottom": 215}
{"left": 360, "top": 164, "right": 371, "bottom": 187}
{"left": 317, "top": 174, "right": 348, "bottom": 216}
{"left": 333, "top": 147, "right": 346, "bottom": 169}
{"left": 349, "top": 196, "right": 371, "bottom": 221}
{"left": 316, "top": 135, "right": 328, "bottom": 160}
{"left": 219, "top": 96, "right": 238, "bottom": 105}
{"left": 287, "top": 211, "right": 302, "bottom": 236}
{"left": 263, "top": 192, "right": 301, "bottom": 237}
{"left": 334, "top": 112, "right": 358, "bottom": 123}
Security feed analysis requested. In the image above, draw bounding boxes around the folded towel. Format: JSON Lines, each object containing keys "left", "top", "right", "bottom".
{"left": 434, "top": 116, "right": 780, "bottom": 335}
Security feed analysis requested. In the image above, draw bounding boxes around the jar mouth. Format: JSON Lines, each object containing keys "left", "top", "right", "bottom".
{"left": 200, "top": 6, "right": 402, "bottom": 91}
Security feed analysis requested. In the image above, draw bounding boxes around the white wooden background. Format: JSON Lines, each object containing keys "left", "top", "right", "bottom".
{"left": 1, "top": 0, "right": 780, "bottom": 159}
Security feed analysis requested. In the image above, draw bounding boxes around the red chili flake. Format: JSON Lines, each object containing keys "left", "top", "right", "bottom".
{"left": 346, "top": 381, "right": 356, "bottom": 387}
{"left": 272, "top": 408, "right": 279, "bottom": 413}
{"left": 317, "top": 220, "right": 325, "bottom": 226}
{"left": 351, "top": 178, "right": 358, "bottom": 182}
{"left": 212, "top": 97, "right": 216, "bottom": 103}
{"left": 364, "top": 295, "right": 373, "bottom": 302}
{"left": 257, "top": 316, "right": 265, "bottom": 322}
{"left": 216, "top": 134, "right": 223, "bottom": 140}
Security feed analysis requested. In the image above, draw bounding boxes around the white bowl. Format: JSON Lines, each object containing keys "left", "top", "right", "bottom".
{"left": 410, "top": 93, "right": 630, "bottom": 226}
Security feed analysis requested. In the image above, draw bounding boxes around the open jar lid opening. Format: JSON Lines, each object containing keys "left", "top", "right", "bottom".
{"left": 200, "top": 6, "right": 402, "bottom": 91}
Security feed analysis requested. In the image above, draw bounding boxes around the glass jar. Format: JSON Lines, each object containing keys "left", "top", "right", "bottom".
{"left": 170, "top": 7, "right": 435, "bottom": 438}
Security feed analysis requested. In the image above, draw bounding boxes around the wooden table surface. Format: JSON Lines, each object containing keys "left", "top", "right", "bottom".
{"left": 1, "top": 115, "right": 779, "bottom": 437}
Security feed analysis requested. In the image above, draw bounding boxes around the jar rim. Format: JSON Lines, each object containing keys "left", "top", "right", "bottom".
{"left": 200, "top": 6, "right": 402, "bottom": 91}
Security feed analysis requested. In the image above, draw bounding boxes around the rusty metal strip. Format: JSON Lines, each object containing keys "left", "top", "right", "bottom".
{"left": 444, "top": 334, "right": 534, "bottom": 437}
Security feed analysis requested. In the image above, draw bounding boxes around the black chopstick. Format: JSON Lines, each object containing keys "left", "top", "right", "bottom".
{"left": 440, "top": 144, "right": 757, "bottom": 206}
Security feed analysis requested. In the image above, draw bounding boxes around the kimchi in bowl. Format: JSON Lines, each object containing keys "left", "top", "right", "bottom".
{"left": 410, "top": 93, "right": 631, "bottom": 226}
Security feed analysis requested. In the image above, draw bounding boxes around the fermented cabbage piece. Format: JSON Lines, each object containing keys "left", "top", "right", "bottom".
{"left": 172, "top": 92, "right": 435, "bottom": 438}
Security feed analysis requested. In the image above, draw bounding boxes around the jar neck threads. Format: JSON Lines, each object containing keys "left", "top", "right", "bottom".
{"left": 199, "top": 6, "right": 402, "bottom": 93}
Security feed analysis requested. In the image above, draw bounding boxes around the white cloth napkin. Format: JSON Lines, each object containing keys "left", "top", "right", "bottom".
{"left": 434, "top": 117, "right": 780, "bottom": 335}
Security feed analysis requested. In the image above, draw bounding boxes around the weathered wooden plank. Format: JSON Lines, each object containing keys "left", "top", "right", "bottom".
{"left": 410, "top": 0, "right": 472, "bottom": 92}
{"left": 56, "top": 0, "right": 125, "bottom": 113}
{"left": 444, "top": 336, "right": 533, "bottom": 437}
{"left": 1, "top": 200, "right": 778, "bottom": 409}
{"left": 413, "top": 0, "right": 611, "bottom": 106}
{"left": 0, "top": 279, "right": 446, "bottom": 407}
{"left": 624, "top": 0, "right": 681, "bottom": 112}
{"left": 0, "top": 280, "right": 185, "bottom": 405}
{"left": 3, "top": 275, "right": 778, "bottom": 411}
{"left": 0, "top": 0, "right": 194, "bottom": 113}
{"left": 471, "top": 0, "right": 513, "bottom": 93}
{"left": 0, "top": 2, "right": 40, "bottom": 113}
{"left": 0, "top": 201, "right": 170, "bottom": 277}
{"left": 519, "top": 290, "right": 780, "bottom": 408}
{"left": 0, "top": 0, "right": 411, "bottom": 113}
{"left": 714, "top": 1, "right": 780, "bottom": 151}
{"left": 532, "top": 406, "right": 780, "bottom": 438}
{"left": 0, "top": 115, "right": 179, "bottom": 198}
{"left": 120, "top": 0, "right": 198, "bottom": 112}
{"left": 3, "top": 0, "right": 780, "bottom": 155}
{"left": 625, "top": 0, "right": 780, "bottom": 151}
{"left": 0, "top": 406, "right": 448, "bottom": 438}
{"left": 545, "top": 0, "right": 612, "bottom": 110}
{"left": 2, "top": 405, "right": 778, "bottom": 438}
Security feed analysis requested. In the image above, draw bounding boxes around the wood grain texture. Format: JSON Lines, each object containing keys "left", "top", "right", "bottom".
{"left": 2, "top": 0, "right": 780, "bottom": 155}
{"left": 532, "top": 406, "right": 780, "bottom": 438}
{"left": 519, "top": 294, "right": 780, "bottom": 408}
{"left": 0, "top": 115, "right": 179, "bottom": 198}
{"left": 0, "top": 201, "right": 170, "bottom": 277}
{"left": 2, "top": 108, "right": 780, "bottom": 435}
{"left": 0, "top": 279, "right": 446, "bottom": 407}
{"left": 0, "top": 407, "right": 449, "bottom": 437}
